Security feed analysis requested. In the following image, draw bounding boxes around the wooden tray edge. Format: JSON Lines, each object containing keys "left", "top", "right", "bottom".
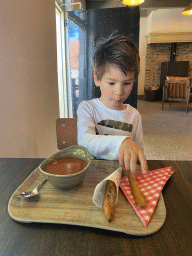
{"left": 8, "top": 167, "right": 167, "bottom": 236}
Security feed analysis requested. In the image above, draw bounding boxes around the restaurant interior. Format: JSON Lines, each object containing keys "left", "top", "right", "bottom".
{"left": 1, "top": 0, "right": 192, "bottom": 159}
{"left": 1, "top": 1, "right": 192, "bottom": 255}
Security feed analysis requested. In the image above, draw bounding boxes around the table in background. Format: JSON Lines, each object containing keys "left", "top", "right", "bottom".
{"left": 1, "top": 158, "right": 192, "bottom": 256}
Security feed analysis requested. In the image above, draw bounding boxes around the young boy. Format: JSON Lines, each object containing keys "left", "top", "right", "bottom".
{"left": 77, "top": 34, "right": 148, "bottom": 176}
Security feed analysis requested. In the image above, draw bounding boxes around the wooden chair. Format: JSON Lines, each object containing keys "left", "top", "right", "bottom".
{"left": 162, "top": 77, "right": 192, "bottom": 113}
{"left": 56, "top": 118, "right": 77, "bottom": 150}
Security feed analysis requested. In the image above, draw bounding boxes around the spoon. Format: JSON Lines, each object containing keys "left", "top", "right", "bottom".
{"left": 18, "top": 179, "right": 47, "bottom": 198}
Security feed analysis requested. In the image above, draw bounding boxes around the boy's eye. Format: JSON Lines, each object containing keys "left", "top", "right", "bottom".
{"left": 109, "top": 82, "right": 115, "bottom": 85}
{"left": 124, "top": 82, "right": 131, "bottom": 86}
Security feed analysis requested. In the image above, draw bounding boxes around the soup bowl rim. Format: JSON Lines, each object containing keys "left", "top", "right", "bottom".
{"left": 39, "top": 145, "right": 91, "bottom": 178}
{"left": 39, "top": 156, "right": 91, "bottom": 178}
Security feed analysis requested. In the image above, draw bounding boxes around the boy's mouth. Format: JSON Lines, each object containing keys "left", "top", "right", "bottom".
{"left": 113, "top": 99, "right": 123, "bottom": 103}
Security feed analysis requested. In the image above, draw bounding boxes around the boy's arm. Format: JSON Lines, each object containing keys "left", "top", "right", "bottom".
{"left": 121, "top": 112, "right": 148, "bottom": 175}
{"left": 77, "top": 101, "right": 148, "bottom": 175}
{"left": 133, "top": 112, "right": 144, "bottom": 152}
{"left": 77, "top": 102, "right": 127, "bottom": 160}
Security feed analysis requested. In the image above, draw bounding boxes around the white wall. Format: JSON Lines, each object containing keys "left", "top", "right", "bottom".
{"left": 0, "top": 0, "right": 60, "bottom": 158}
{"left": 149, "top": 8, "right": 192, "bottom": 33}
{"left": 138, "top": 11, "right": 153, "bottom": 95}
{"left": 138, "top": 17, "right": 148, "bottom": 95}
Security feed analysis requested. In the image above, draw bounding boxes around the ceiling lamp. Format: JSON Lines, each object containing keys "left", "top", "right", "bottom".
{"left": 182, "top": 2, "right": 192, "bottom": 15}
{"left": 122, "top": 0, "right": 145, "bottom": 6}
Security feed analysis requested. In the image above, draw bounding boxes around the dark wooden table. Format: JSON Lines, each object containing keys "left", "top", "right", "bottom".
{"left": 1, "top": 158, "right": 192, "bottom": 256}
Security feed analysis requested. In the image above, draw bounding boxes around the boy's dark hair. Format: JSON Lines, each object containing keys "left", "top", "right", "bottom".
{"left": 92, "top": 34, "right": 140, "bottom": 81}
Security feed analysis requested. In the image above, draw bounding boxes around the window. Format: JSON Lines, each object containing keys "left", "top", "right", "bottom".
{"left": 67, "top": 10, "right": 94, "bottom": 117}
{"left": 67, "top": 12, "right": 81, "bottom": 118}
{"left": 55, "top": 4, "right": 95, "bottom": 118}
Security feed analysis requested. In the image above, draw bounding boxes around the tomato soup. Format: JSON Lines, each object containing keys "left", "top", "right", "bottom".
{"left": 45, "top": 157, "right": 87, "bottom": 175}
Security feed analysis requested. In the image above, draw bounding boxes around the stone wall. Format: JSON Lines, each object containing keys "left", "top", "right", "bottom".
{"left": 145, "top": 42, "right": 192, "bottom": 88}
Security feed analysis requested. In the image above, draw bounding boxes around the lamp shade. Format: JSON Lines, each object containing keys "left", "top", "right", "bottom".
{"left": 122, "top": 0, "right": 145, "bottom": 6}
{"left": 182, "top": 3, "right": 192, "bottom": 15}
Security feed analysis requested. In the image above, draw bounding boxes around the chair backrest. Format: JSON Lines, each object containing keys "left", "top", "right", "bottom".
{"left": 56, "top": 118, "right": 77, "bottom": 150}
{"left": 165, "top": 77, "right": 191, "bottom": 100}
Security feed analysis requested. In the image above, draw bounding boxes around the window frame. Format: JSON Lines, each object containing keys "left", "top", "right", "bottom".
{"left": 55, "top": 1, "right": 69, "bottom": 118}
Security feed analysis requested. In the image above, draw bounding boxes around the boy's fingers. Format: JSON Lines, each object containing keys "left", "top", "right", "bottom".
{"left": 130, "top": 153, "right": 137, "bottom": 177}
{"left": 118, "top": 150, "right": 124, "bottom": 168}
{"left": 124, "top": 153, "right": 131, "bottom": 171}
{"left": 119, "top": 139, "right": 148, "bottom": 176}
{"left": 138, "top": 151, "right": 148, "bottom": 174}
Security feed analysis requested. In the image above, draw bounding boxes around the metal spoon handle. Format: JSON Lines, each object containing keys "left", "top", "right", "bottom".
{"left": 37, "top": 179, "right": 47, "bottom": 191}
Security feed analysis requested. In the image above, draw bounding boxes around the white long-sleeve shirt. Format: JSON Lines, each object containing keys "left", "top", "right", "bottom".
{"left": 77, "top": 98, "right": 144, "bottom": 160}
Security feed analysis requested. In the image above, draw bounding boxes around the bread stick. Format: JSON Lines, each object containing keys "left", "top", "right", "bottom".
{"left": 128, "top": 172, "right": 148, "bottom": 208}
{"left": 102, "top": 180, "right": 117, "bottom": 222}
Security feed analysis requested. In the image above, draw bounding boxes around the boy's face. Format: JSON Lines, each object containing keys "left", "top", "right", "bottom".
{"left": 94, "top": 64, "right": 135, "bottom": 110}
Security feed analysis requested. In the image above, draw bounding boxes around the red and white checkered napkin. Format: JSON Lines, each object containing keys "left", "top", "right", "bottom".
{"left": 120, "top": 167, "right": 175, "bottom": 227}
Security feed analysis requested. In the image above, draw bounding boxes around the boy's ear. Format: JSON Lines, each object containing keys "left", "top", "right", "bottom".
{"left": 94, "top": 72, "right": 99, "bottom": 87}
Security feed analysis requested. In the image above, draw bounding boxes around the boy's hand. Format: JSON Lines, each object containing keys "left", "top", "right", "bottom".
{"left": 119, "top": 137, "right": 148, "bottom": 177}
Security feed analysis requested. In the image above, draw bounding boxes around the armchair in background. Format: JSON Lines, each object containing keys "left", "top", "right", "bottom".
{"left": 162, "top": 76, "right": 192, "bottom": 113}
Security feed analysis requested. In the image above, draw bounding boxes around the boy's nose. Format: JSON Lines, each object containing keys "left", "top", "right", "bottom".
{"left": 115, "top": 85, "right": 124, "bottom": 96}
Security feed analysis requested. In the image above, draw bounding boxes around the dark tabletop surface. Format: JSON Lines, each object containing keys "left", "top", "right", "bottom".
{"left": 1, "top": 158, "right": 192, "bottom": 256}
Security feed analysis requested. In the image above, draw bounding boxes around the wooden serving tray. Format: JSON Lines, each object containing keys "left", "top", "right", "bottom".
{"left": 8, "top": 160, "right": 166, "bottom": 236}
